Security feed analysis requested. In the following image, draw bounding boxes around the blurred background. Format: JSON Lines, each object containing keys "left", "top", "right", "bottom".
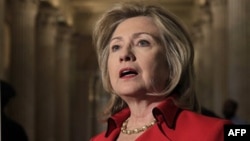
{"left": 0, "top": 0, "right": 249, "bottom": 141}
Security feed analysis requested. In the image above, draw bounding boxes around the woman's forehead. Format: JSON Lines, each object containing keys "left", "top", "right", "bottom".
{"left": 111, "top": 16, "right": 160, "bottom": 38}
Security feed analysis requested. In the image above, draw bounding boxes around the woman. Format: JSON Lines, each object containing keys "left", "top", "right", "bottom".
{"left": 91, "top": 2, "right": 231, "bottom": 141}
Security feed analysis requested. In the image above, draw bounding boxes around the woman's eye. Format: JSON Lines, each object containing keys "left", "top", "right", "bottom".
{"left": 138, "top": 40, "right": 150, "bottom": 47}
{"left": 111, "top": 45, "right": 120, "bottom": 52}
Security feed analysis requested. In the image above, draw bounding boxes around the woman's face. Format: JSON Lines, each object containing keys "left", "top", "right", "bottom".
{"left": 108, "top": 16, "right": 169, "bottom": 97}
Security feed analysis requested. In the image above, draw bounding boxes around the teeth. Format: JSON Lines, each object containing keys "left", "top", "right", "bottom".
{"left": 122, "top": 70, "right": 130, "bottom": 73}
{"left": 122, "top": 70, "right": 131, "bottom": 76}
{"left": 120, "top": 69, "right": 137, "bottom": 77}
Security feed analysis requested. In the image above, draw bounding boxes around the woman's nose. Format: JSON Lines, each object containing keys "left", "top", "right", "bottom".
{"left": 119, "top": 49, "right": 136, "bottom": 62}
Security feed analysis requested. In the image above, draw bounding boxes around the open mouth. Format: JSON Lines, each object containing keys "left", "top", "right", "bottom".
{"left": 119, "top": 68, "right": 138, "bottom": 78}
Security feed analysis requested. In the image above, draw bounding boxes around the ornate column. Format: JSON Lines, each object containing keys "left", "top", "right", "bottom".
{"left": 54, "top": 21, "right": 72, "bottom": 141}
{"left": 0, "top": 0, "right": 4, "bottom": 78}
{"left": 193, "top": 1, "right": 214, "bottom": 109}
{"left": 35, "top": 2, "right": 58, "bottom": 141}
{"left": 1, "top": 3, "right": 12, "bottom": 80}
{"left": 89, "top": 71, "right": 109, "bottom": 136}
{"left": 8, "top": 0, "right": 38, "bottom": 141}
{"left": 228, "top": 0, "right": 250, "bottom": 122}
{"left": 69, "top": 33, "right": 78, "bottom": 141}
{"left": 70, "top": 34, "right": 98, "bottom": 141}
{"left": 70, "top": 34, "right": 86, "bottom": 141}
{"left": 210, "top": 0, "right": 228, "bottom": 115}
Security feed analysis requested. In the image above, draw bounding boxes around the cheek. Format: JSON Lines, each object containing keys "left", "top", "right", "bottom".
{"left": 156, "top": 65, "right": 168, "bottom": 82}
{"left": 156, "top": 60, "right": 169, "bottom": 88}
{"left": 107, "top": 58, "right": 116, "bottom": 82}
{"left": 156, "top": 54, "right": 168, "bottom": 78}
{"left": 148, "top": 66, "right": 168, "bottom": 93}
{"left": 150, "top": 63, "right": 167, "bottom": 81}
{"left": 148, "top": 55, "right": 169, "bottom": 89}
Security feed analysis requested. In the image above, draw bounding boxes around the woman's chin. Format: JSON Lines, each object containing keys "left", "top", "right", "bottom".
{"left": 116, "top": 88, "right": 147, "bottom": 98}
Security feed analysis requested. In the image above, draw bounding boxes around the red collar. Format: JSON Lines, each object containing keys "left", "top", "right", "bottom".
{"left": 105, "top": 97, "right": 181, "bottom": 137}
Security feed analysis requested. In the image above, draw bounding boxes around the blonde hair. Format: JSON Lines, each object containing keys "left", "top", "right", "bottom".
{"left": 92, "top": 2, "right": 200, "bottom": 118}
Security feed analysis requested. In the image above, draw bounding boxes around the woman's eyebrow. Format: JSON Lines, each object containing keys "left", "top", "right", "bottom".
{"left": 133, "top": 32, "right": 160, "bottom": 43}
{"left": 133, "top": 32, "right": 161, "bottom": 41}
{"left": 133, "top": 32, "right": 154, "bottom": 38}
{"left": 110, "top": 36, "right": 122, "bottom": 42}
{"left": 109, "top": 32, "right": 158, "bottom": 43}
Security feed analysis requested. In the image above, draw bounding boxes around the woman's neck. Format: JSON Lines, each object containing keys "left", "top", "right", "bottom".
{"left": 121, "top": 95, "right": 164, "bottom": 126}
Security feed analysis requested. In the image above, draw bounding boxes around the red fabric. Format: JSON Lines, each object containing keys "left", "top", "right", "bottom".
{"left": 90, "top": 98, "right": 232, "bottom": 141}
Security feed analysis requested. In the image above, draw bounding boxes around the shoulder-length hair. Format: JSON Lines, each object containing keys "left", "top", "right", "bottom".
{"left": 92, "top": 2, "right": 200, "bottom": 119}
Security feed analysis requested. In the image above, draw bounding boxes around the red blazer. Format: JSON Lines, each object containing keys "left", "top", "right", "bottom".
{"left": 90, "top": 98, "right": 231, "bottom": 141}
